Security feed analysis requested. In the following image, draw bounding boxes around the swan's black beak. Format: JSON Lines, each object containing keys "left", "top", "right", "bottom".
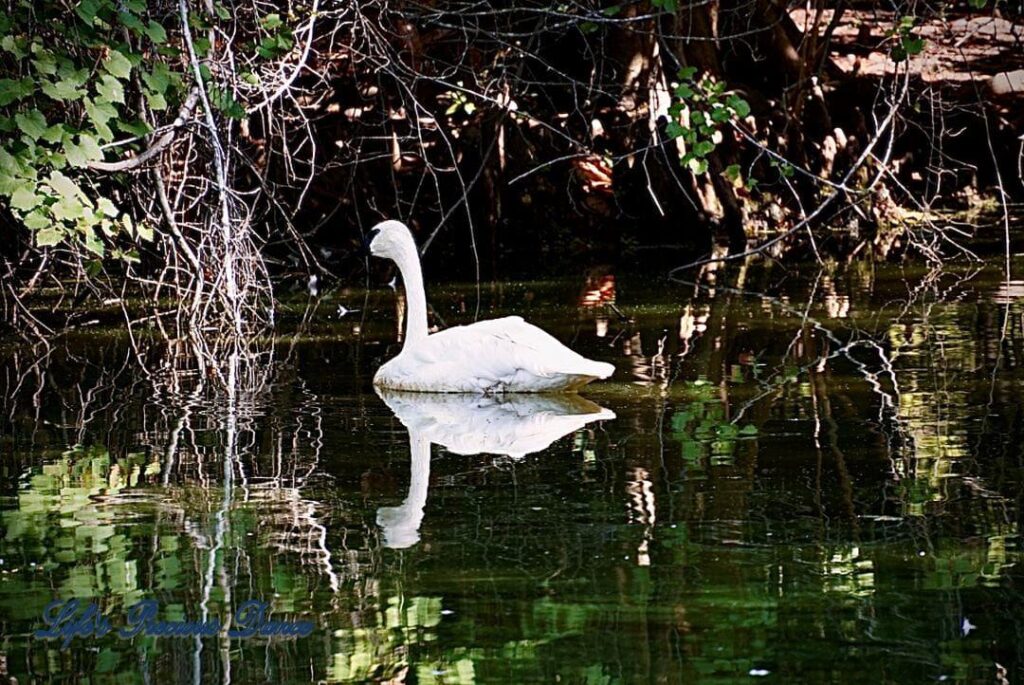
{"left": 358, "top": 228, "right": 380, "bottom": 258}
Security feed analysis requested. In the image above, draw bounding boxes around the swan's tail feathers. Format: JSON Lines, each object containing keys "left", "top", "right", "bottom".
{"left": 589, "top": 361, "right": 615, "bottom": 379}
{"left": 560, "top": 360, "right": 615, "bottom": 391}
{"left": 571, "top": 359, "right": 613, "bottom": 380}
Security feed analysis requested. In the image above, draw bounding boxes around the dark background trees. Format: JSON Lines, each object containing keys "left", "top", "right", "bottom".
{"left": 1, "top": 0, "right": 1022, "bottom": 334}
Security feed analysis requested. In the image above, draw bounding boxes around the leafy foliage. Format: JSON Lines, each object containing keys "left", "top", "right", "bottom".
{"left": 0, "top": 0, "right": 175, "bottom": 257}
{"left": 889, "top": 15, "right": 927, "bottom": 62}
{"left": 665, "top": 68, "right": 750, "bottom": 176}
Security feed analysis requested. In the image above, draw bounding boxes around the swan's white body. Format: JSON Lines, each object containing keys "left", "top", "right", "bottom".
{"left": 367, "top": 220, "right": 614, "bottom": 393}
{"left": 375, "top": 390, "right": 615, "bottom": 548}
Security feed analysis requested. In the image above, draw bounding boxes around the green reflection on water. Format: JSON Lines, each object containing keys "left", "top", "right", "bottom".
{"left": 2, "top": 262, "right": 1024, "bottom": 683}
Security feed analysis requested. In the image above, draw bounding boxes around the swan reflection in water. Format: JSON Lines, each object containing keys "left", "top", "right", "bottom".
{"left": 375, "top": 390, "right": 615, "bottom": 548}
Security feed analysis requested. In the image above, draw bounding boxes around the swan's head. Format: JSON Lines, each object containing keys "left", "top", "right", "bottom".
{"left": 366, "top": 220, "right": 415, "bottom": 261}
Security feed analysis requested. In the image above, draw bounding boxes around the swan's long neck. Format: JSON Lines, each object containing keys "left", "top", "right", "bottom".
{"left": 406, "top": 433, "right": 431, "bottom": 514}
{"left": 393, "top": 238, "right": 429, "bottom": 346}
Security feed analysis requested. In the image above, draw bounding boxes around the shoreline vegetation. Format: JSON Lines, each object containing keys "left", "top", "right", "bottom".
{"left": 0, "top": 0, "right": 1022, "bottom": 353}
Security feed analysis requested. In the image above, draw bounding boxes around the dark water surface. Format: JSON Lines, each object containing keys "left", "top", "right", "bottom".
{"left": 2, "top": 261, "right": 1024, "bottom": 683}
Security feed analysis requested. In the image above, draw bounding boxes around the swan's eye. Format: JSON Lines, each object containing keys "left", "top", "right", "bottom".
{"left": 368, "top": 227, "right": 381, "bottom": 242}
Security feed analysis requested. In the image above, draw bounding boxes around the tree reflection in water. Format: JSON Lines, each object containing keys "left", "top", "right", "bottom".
{"left": 1, "top": 261, "right": 1024, "bottom": 683}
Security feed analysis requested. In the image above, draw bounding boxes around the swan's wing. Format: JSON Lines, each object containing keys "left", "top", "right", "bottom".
{"left": 409, "top": 316, "right": 614, "bottom": 387}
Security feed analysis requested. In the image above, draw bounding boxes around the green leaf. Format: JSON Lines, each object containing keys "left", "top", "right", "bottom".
{"left": 261, "top": 13, "right": 283, "bottom": 29}
{"left": 10, "top": 185, "right": 40, "bottom": 211}
{"left": 688, "top": 157, "right": 708, "bottom": 175}
{"left": 52, "top": 196, "right": 84, "bottom": 221}
{"left": 710, "top": 106, "right": 732, "bottom": 123}
{"left": 724, "top": 164, "right": 741, "bottom": 182}
{"left": 23, "top": 210, "right": 50, "bottom": 230}
{"left": 904, "top": 37, "right": 925, "bottom": 56}
{"left": 35, "top": 227, "right": 64, "bottom": 247}
{"left": 31, "top": 50, "right": 57, "bottom": 76}
{"left": 75, "top": 0, "right": 100, "bottom": 23}
{"left": 0, "top": 145, "right": 21, "bottom": 169}
{"left": 46, "top": 171, "right": 84, "bottom": 199}
{"left": 85, "top": 97, "right": 118, "bottom": 125}
{"left": 97, "top": 74, "right": 125, "bottom": 104}
{"left": 135, "top": 220, "right": 153, "bottom": 241}
{"left": 64, "top": 138, "right": 89, "bottom": 168}
{"left": 677, "top": 66, "right": 698, "bottom": 81}
{"left": 1, "top": 35, "right": 27, "bottom": 59}
{"left": 78, "top": 134, "right": 102, "bottom": 161}
{"left": 145, "top": 89, "right": 167, "bottom": 110}
{"left": 41, "top": 77, "right": 84, "bottom": 101}
{"left": 63, "top": 147, "right": 86, "bottom": 168}
{"left": 118, "top": 11, "right": 145, "bottom": 33}
{"left": 118, "top": 119, "right": 152, "bottom": 136}
{"left": 194, "top": 36, "right": 211, "bottom": 57}
{"left": 693, "top": 140, "right": 715, "bottom": 157}
{"left": 15, "top": 110, "right": 48, "bottom": 140}
{"left": 727, "top": 94, "right": 751, "bottom": 118}
{"left": 665, "top": 120, "right": 686, "bottom": 139}
{"left": 41, "top": 124, "right": 65, "bottom": 144}
{"left": 674, "top": 84, "right": 694, "bottom": 99}
{"left": 97, "top": 197, "right": 118, "bottom": 217}
{"left": 103, "top": 50, "right": 133, "bottom": 79}
{"left": 145, "top": 21, "right": 168, "bottom": 44}
{"left": 141, "top": 63, "right": 171, "bottom": 93}
{"left": 83, "top": 230, "right": 105, "bottom": 257}
{"left": 738, "top": 424, "right": 759, "bottom": 436}
{"left": 0, "top": 77, "right": 35, "bottom": 105}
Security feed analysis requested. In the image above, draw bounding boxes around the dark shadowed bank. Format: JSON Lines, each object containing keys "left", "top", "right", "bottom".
{"left": 0, "top": 0, "right": 1023, "bottom": 341}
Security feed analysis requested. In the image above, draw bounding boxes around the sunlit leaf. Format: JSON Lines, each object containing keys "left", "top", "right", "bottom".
{"left": 41, "top": 77, "right": 83, "bottom": 101}
{"left": 97, "top": 74, "right": 125, "bottom": 104}
{"left": 35, "top": 226, "right": 64, "bottom": 246}
{"left": 145, "top": 89, "right": 167, "bottom": 111}
{"left": 103, "top": 50, "right": 133, "bottom": 79}
{"left": 46, "top": 170, "right": 84, "bottom": 199}
{"left": 31, "top": 50, "right": 57, "bottom": 75}
{"left": 15, "top": 110, "right": 48, "bottom": 140}
{"left": 1, "top": 35, "right": 27, "bottom": 59}
{"left": 96, "top": 196, "right": 118, "bottom": 217}
{"left": 10, "top": 185, "right": 40, "bottom": 211}
{"left": 140, "top": 63, "right": 171, "bottom": 93}
{"left": 145, "top": 21, "right": 167, "bottom": 44}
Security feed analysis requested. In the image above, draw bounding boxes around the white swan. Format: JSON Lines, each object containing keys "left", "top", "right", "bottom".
{"left": 376, "top": 389, "right": 615, "bottom": 548}
{"left": 367, "top": 220, "right": 615, "bottom": 393}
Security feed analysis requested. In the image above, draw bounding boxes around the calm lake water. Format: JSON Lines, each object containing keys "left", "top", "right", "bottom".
{"left": 2, "top": 259, "right": 1024, "bottom": 683}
